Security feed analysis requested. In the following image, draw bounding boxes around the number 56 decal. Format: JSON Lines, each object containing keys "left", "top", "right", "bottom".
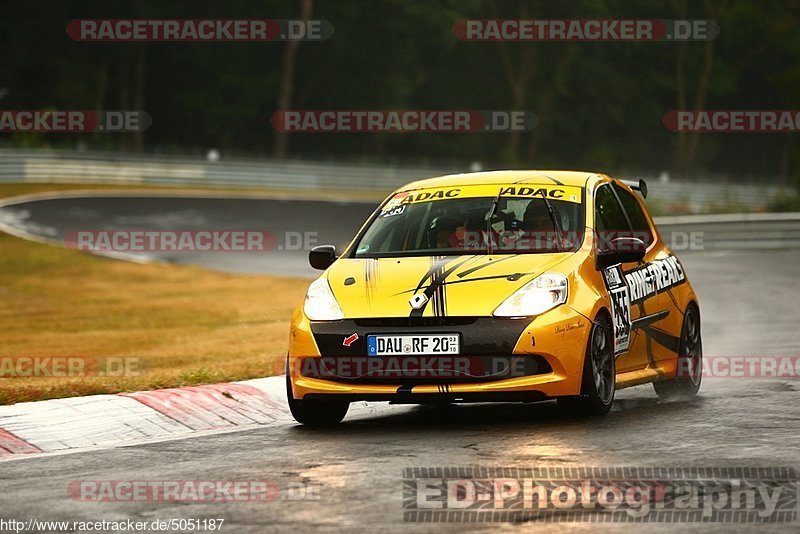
{"left": 603, "top": 265, "right": 631, "bottom": 356}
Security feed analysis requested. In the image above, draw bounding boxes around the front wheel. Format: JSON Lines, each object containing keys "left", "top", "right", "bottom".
{"left": 654, "top": 303, "right": 702, "bottom": 400}
{"left": 558, "top": 315, "right": 615, "bottom": 416}
{"left": 286, "top": 365, "right": 349, "bottom": 426}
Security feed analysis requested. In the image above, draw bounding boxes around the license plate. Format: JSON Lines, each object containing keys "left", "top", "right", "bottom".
{"left": 367, "top": 334, "right": 460, "bottom": 356}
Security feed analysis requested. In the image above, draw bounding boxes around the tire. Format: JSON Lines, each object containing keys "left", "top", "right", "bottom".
{"left": 558, "top": 314, "right": 615, "bottom": 416}
{"left": 286, "top": 362, "right": 349, "bottom": 426}
{"left": 654, "top": 303, "right": 702, "bottom": 400}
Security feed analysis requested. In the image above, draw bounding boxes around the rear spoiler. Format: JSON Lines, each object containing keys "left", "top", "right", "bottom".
{"left": 620, "top": 178, "right": 648, "bottom": 199}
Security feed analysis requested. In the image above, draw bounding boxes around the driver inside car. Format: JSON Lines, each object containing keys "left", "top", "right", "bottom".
{"left": 521, "top": 201, "right": 563, "bottom": 251}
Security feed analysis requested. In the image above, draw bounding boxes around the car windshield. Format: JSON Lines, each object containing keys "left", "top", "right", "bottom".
{"left": 353, "top": 185, "right": 584, "bottom": 258}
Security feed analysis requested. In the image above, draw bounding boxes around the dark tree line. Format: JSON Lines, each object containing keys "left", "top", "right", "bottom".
{"left": 0, "top": 0, "right": 798, "bottom": 184}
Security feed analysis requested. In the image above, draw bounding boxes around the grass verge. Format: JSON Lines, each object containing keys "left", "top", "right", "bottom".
{"left": 0, "top": 183, "right": 310, "bottom": 404}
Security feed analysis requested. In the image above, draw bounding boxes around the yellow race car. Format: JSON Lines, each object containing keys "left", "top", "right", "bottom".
{"left": 286, "top": 171, "right": 702, "bottom": 425}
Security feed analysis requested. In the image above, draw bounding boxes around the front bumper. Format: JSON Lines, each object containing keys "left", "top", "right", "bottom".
{"left": 287, "top": 305, "right": 591, "bottom": 401}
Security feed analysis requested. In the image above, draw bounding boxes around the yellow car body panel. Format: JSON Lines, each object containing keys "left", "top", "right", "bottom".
{"left": 287, "top": 171, "right": 699, "bottom": 403}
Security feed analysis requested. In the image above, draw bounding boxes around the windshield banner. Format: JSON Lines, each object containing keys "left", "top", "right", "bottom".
{"left": 381, "top": 185, "right": 583, "bottom": 212}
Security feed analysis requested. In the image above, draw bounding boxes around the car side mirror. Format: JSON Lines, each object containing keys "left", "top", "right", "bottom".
{"left": 596, "top": 237, "right": 646, "bottom": 269}
{"left": 309, "top": 245, "right": 337, "bottom": 270}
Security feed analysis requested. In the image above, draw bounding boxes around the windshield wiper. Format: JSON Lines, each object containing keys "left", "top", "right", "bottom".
{"left": 484, "top": 193, "right": 501, "bottom": 254}
{"left": 541, "top": 196, "right": 564, "bottom": 253}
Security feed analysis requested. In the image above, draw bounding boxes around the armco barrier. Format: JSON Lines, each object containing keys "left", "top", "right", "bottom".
{"left": 0, "top": 148, "right": 794, "bottom": 210}
{"left": 656, "top": 213, "right": 800, "bottom": 250}
{"left": 0, "top": 149, "right": 453, "bottom": 192}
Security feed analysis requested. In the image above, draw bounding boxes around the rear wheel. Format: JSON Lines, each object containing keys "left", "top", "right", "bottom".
{"left": 286, "top": 360, "right": 349, "bottom": 426}
{"left": 654, "top": 303, "right": 702, "bottom": 400}
{"left": 558, "top": 315, "right": 615, "bottom": 416}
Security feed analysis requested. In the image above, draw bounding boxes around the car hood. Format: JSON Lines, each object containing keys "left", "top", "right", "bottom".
{"left": 325, "top": 253, "right": 573, "bottom": 318}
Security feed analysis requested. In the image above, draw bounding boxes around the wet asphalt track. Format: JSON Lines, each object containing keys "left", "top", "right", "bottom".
{"left": 0, "top": 195, "right": 378, "bottom": 277}
{"left": 0, "top": 195, "right": 799, "bottom": 532}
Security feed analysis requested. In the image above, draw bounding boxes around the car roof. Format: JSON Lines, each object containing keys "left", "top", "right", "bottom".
{"left": 398, "top": 170, "right": 605, "bottom": 191}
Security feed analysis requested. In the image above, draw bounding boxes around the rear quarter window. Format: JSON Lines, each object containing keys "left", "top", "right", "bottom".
{"left": 613, "top": 183, "right": 654, "bottom": 247}
{"left": 594, "top": 184, "right": 629, "bottom": 234}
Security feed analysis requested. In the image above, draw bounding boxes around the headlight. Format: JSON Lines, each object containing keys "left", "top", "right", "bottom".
{"left": 303, "top": 277, "right": 344, "bottom": 321}
{"left": 493, "top": 273, "right": 568, "bottom": 318}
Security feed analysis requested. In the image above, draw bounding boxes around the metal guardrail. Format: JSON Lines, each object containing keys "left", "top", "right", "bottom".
{"left": 0, "top": 149, "right": 455, "bottom": 192}
{"left": 0, "top": 148, "right": 795, "bottom": 210}
{"left": 0, "top": 182, "right": 797, "bottom": 252}
{"left": 656, "top": 213, "right": 800, "bottom": 250}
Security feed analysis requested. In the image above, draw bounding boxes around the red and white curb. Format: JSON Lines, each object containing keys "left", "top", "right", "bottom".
{"left": 0, "top": 376, "right": 287, "bottom": 460}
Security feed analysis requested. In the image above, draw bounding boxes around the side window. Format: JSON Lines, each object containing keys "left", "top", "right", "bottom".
{"left": 613, "top": 184, "right": 654, "bottom": 247}
{"left": 595, "top": 184, "right": 629, "bottom": 235}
